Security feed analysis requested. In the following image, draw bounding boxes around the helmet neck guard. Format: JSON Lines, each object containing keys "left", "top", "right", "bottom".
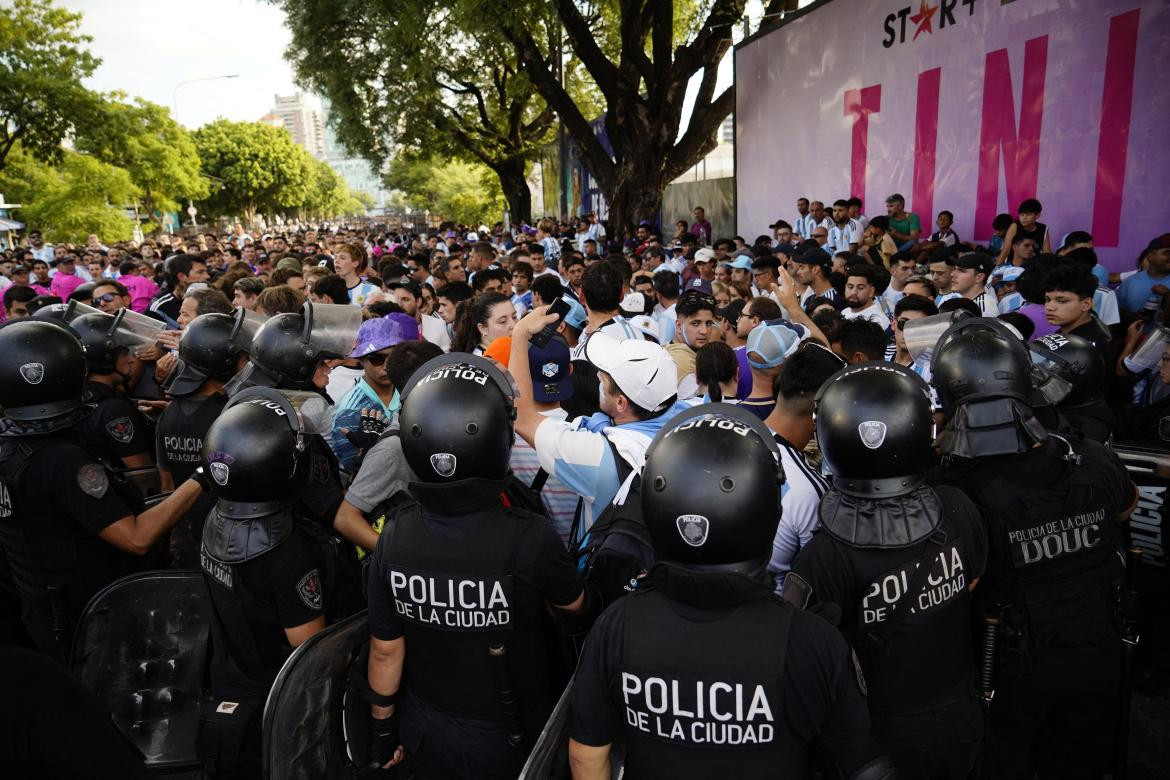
{"left": 938, "top": 397, "right": 1048, "bottom": 460}
{"left": 648, "top": 559, "right": 775, "bottom": 608}
{"left": 202, "top": 504, "right": 294, "bottom": 563}
{"left": 819, "top": 484, "right": 943, "bottom": 549}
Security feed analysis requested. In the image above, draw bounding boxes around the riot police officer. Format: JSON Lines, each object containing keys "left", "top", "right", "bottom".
{"left": 0, "top": 319, "right": 205, "bottom": 659}
{"left": 568, "top": 404, "right": 892, "bottom": 779}
{"left": 1028, "top": 332, "right": 1115, "bottom": 444}
{"left": 68, "top": 310, "right": 154, "bottom": 469}
{"left": 364, "top": 353, "right": 586, "bottom": 779}
{"left": 156, "top": 310, "right": 256, "bottom": 566}
{"left": 931, "top": 319, "right": 1137, "bottom": 778}
{"left": 196, "top": 386, "right": 332, "bottom": 777}
{"left": 226, "top": 300, "right": 357, "bottom": 531}
{"left": 784, "top": 363, "right": 988, "bottom": 778}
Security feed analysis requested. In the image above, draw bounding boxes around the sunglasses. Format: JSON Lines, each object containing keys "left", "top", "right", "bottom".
{"left": 362, "top": 351, "right": 393, "bottom": 366}
{"left": 92, "top": 293, "right": 119, "bottom": 304}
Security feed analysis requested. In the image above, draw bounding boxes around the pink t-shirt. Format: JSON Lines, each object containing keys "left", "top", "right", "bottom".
{"left": 49, "top": 272, "right": 84, "bottom": 301}
{"left": 119, "top": 275, "right": 159, "bottom": 313}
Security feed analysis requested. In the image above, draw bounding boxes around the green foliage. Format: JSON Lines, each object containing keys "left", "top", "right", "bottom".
{"left": 0, "top": 0, "right": 104, "bottom": 172}
{"left": 386, "top": 152, "right": 504, "bottom": 226}
{"left": 77, "top": 98, "right": 210, "bottom": 216}
{"left": 300, "top": 157, "right": 368, "bottom": 218}
{"left": 192, "top": 120, "right": 313, "bottom": 222}
{"left": 270, "top": 0, "right": 578, "bottom": 221}
{"left": 0, "top": 146, "right": 137, "bottom": 242}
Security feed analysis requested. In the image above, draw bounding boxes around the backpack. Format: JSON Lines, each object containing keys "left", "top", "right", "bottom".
{"left": 570, "top": 439, "right": 656, "bottom": 608}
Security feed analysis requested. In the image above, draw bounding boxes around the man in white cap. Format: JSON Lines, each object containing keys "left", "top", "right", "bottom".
{"left": 510, "top": 311, "right": 688, "bottom": 538}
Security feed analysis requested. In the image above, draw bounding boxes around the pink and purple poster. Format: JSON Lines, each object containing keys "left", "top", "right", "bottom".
{"left": 735, "top": 0, "right": 1170, "bottom": 272}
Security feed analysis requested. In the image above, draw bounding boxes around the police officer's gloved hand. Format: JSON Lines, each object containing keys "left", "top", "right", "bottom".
{"left": 370, "top": 710, "right": 400, "bottom": 767}
{"left": 191, "top": 466, "right": 214, "bottom": 492}
{"left": 344, "top": 409, "right": 389, "bottom": 455}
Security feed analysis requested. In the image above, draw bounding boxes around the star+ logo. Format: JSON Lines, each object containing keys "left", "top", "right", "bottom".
{"left": 882, "top": 0, "right": 978, "bottom": 48}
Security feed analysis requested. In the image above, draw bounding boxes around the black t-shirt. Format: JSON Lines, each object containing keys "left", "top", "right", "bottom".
{"left": 80, "top": 381, "right": 152, "bottom": 464}
{"left": 790, "top": 486, "right": 987, "bottom": 711}
{"left": 569, "top": 594, "right": 876, "bottom": 776}
{"left": 202, "top": 527, "right": 324, "bottom": 697}
{"left": 1067, "top": 318, "right": 1114, "bottom": 392}
{"left": 155, "top": 393, "right": 228, "bottom": 483}
{"left": 367, "top": 506, "right": 581, "bottom": 642}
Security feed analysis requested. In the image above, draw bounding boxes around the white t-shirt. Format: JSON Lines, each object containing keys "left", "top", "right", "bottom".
{"left": 841, "top": 300, "right": 891, "bottom": 330}
{"left": 420, "top": 313, "right": 451, "bottom": 351}
{"left": 1094, "top": 286, "right": 1121, "bottom": 327}
{"left": 768, "top": 433, "right": 829, "bottom": 590}
{"left": 970, "top": 289, "right": 1000, "bottom": 318}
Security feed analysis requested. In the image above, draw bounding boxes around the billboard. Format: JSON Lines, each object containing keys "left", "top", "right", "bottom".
{"left": 735, "top": 0, "right": 1170, "bottom": 272}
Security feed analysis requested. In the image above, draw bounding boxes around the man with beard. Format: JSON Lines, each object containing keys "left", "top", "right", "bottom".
{"left": 841, "top": 265, "right": 890, "bottom": 330}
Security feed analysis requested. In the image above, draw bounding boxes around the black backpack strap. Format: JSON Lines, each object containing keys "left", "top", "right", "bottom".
{"left": 568, "top": 435, "right": 635, "bottom": 551}
{"left": 862, "top": 527, "right": 949, "bottom": 657}
{"left": 529, "top": 468, "right": 549, "bottom": 494}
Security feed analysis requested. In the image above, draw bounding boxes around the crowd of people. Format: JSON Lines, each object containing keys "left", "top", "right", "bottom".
{"left": 0, "top": 195, "right": 1165, "bottom": 778}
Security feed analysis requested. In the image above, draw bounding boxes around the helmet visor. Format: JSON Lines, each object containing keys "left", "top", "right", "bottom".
{"left": 903, "top": 311, "right": 967, "bottom": 362}
{"left": 302, "top": 301, "right": 361, "bottom": 359}
{"left": 1027, "top": 350, "right": 1074, "bottom": 405}
{"left": 280, "top": 390, "right": 335, "bottom": 436}
{"left": 65, "top": 300, "right": 167, "bottom": 349}
{"left": 1128, "top": 325, "right": 1170, "bottom": 374}
{"left": 229, "top": 308, "right": 267, "bottom": 356}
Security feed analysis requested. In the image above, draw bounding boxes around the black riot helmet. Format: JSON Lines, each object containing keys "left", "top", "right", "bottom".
{"left": 398, "top": 353, "right": 516, "bottom": 483}
{"left": 229, "top": 300, "right": 360, "bottom": 393}
{"left": 931, "top": 318, "right": 1047, "bottom": 458}
{"left": 0, "top": 319, "right": 87, "bottom": 429}
{"left": 815, "top": 362, "right": 933, "bottom": 497}
{"left": 641, "top": 404, "right": 785, "bottom": 573}
{"left": 201, "top": 387, "right": 308, "bottom": 520}
{"left": 165, "top": 311, "right": 257, "bottom": 397}
{"left": 1028, "top": 333, "right": 1105, "bottom": 407}
{"left": 67, "top": 311, "right": 129, "bottom": 375}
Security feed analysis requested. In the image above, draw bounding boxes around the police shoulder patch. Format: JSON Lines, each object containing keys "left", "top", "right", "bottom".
{"left": 105, "top": 416, "right": 134, "bottom": 444}
{"left": 77, "top": 463, "right": 109, "bottom": 498}
{"left": 296, "top": 569, "right": 323, "bottom": 611}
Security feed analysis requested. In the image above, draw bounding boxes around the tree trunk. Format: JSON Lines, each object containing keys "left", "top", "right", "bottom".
{"left": 492, "top": 158, "right": 532, "bottom": 225}
{"left": 606, "top": 157, "right": 671, "bottom": 237}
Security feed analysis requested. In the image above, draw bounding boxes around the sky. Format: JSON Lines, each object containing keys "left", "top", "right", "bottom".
{"left": 64, "top": 0, "right": 795, "bottom": 134}
{"left": 66, "top": 0, "right": 308, "bottom": 129}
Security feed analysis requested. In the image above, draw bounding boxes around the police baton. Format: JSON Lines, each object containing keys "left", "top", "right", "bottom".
{"left": 47, "top": 582, "right": 71, "bottom": 654}
{"left": 488, "top": 643, "right": 524, "bottom": 748}
{"left": 978, "top": 615, "right": 999, "bottom": 709}
{"left": 1114, "top": 546, "right": 1143, "bottom": 780}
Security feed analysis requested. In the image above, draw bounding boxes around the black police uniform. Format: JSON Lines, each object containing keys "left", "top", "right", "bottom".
{"left": 366, "top": 480, "right": 582, "bottom": 779}
{"left": 0, "top": 426, "right": 145, "bottom": 658}
{"left": 156, "top": 393, "right": 228, "bottom": 566}
{"left": 80, "top": 379, "right": 152, "bottom": 466}
{"left": 195, "top": 389, "right": 333, "bottom": 776}
{"left": 569, "top": 566, "right": 877, "bottom": 778}
{"left": 789, "top": 486, "right": 988, "bottom": 777}
{"left": 939, "top": 435, "right": 1134, "bottom": 778}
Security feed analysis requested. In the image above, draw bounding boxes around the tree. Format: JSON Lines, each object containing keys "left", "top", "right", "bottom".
{"left": 0, "top": 0, "right": 104, "bottom": 173}
{"left": 386, "top": 151, "right": 505, "bottom": 226}
{"left": 297, "top": 157, "right": 367, "bottom": 219}
{"left": 192, "top": 120, "right": 313, "bottom": 224}
{"left": 271, "top": 0, "right": 564, "bottom": 224}
{"left": 77, "top": 98, "right": 210, "bottom": 225}
{"left": 0, "top": 145, "right": 138, "bottom": 242}
{"left": 498, "top": 0, "right": 779, "bottom": 231}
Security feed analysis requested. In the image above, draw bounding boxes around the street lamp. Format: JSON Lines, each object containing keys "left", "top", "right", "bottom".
{"left": 172, "top": 74, "right": 240, "bottom": 117}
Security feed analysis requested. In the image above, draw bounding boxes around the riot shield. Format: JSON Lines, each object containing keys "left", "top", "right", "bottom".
{"left": 519, "top": 678, "right": 626, "bottom": 780}
{"left": 70, "top": 569, "right": 211, "bottom": 770}
{"left": 262, "top": 610, "right": 370, "bottom": 779}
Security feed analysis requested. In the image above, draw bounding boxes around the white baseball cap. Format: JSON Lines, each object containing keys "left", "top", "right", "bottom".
{"left": 584, "top": 331, "right": 678, "bottom": 412}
